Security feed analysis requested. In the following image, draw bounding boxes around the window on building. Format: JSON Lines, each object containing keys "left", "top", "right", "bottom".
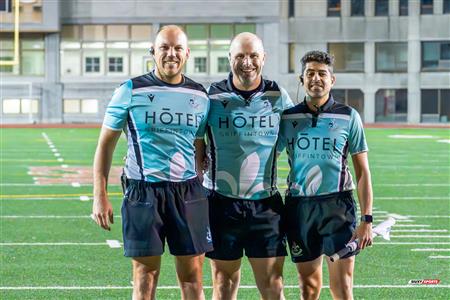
{"left": 0, "top": 34, "right": 44, "bottom": 76}
{"left": 375, "top": 0, "right": 389, "bottom": 16}
{"left": 2, "top": 99, "right": 39, "bottom": 114}
{"left": 183, "top": 23, "right": 255, "bottom": 75}
{"left": 63, "top": 99, "right": 99, "bottom": 114}
{"left": 217, "top": 57, "right": 230, "bottom": 73}
{"left": 376, "top": 42, "right": 408, "bottom": 72}
{"left": 61, "top": 24, "right": 154, "bottom": 77}
{"left": 351, "top": 0, "right": 365, "bottom": 16}
{"left": 422, "top": 41, "right": 450, "bottom": 71}
{"left": 421, "top": 89, "right": 450, "bottom": 122}
{"left": 375, "top": 89, "right": 408, "bottom": 122}
{"left": 288, "top": 0, "right": 295, "bottom": 18}
{"left": 444, "top": 0, "right": 450, "bottom": 13}
{"left": 328, "top": 43, "right": 364, "bottom": 72}
{"left": 399, "top": 0, "right": 409, "bottom": 15}
{"left": 332, "top": 89, "right": 365, "bottom": 120}
{"left": 327, "top": 0, "right": 341, "bottom": 17}
{"left": 85, "top": 57, "right": 101, "bottom": 73}
{"left": 421, "top": 0, "right": 433, "bottom": 14}
{"left": 194, "top": 57, "right": 207, "bottom": 73}
{"left": 108, "top": 57, "right": 123, "bottom": 73}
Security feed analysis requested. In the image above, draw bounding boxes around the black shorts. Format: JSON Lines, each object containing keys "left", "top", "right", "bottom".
{"left": 121, "top": 177, "right": 213, "bottom": 257}
{"left": 205, "top": 191, "right": 287, "bottom": 260}
{"left": 285, "top": 191, "right": 358, "bottom": 263}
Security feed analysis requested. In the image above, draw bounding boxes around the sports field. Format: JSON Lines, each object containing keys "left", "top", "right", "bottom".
{"left": 0, "top": 127, "right": 449, "bottom": 299}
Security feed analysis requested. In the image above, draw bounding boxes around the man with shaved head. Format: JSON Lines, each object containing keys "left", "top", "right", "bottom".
{"left": 199, "top": 32, "right": 294, "bottom": 299}
{"left": 93, "top": 25, "right": 212, "bottom": 299}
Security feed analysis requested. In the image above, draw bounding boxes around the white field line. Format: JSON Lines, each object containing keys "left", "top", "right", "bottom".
{"left": 404, "top": 215, "right": 450, "bottom": 218}
{"left": 0, "top": 215, "right": 106, "bottom": 219}
{"left": 411, "top": 248, "right": 450, "bottom": 252}
{"left": 0, "top": 242, "right": 111, "bottom": 246}
{"left": 378, "top": 197, "right": 450, "bottom": 200}
{"left": 71, "top": 182, "right": 81, "bottom": 187}
{"left": 377, "top": 242, "right": 450, "bottom": 245}
{"left": 0, "top": 285, "right": 449, "bottom": 290}
{"left": 393, "top": 224, "right": 431, "bottom": 228}
{"left": 395, "top": 220, "right": 414, "bottom": 223}
{"left": 372, "top": 166, "right": 450, "bottom": 169}
{"left": 372, "top": 211, "right": 388, "bottom": 214}
{"left": 0, "top": 183, "right": 120, "bottom": 186}
{"left": 429, "top": 256, "right": 450, "bottom": 259}
{"left": 391, "top": 229, "right": 448, "bottom": 233}
{"left": 390, "top": 235, "right": 450, "bottom": 238}
{"left": 374, "top": 183, "right": 449, "bottom": 187}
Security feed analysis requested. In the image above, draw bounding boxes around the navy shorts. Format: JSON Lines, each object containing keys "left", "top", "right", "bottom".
{"left": 285, "top": 191, "right": 358, "bottom": 263}
{"left": 121, "top": 177, "right": 213, "bottom": 257}
{"left": 205, "top": 191, "right": 287, "bottom": 260}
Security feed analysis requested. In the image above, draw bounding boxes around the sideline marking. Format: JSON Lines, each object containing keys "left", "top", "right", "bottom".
{"left": 393, "top": 225, "right": 431, "bottom": 228}
{"left": 61, "top": 164, "right": 68, "bottom": 168}
{"left": 57, "top": 158, "right": 64, "bottom": 162}
{"left": 0, "top": 284, "right": 449, "bottom": 290}
{"left": 411, "top": 248, "right": 450, "bottom": 252}
{"left": 377, "top": 242, "right": 450, "bottom": 245}
{"left": 390, "top": 235, "right": 450, "bottom": 238}
{"left": 0, "top": 193, "right": 122, "bottom": 198}
{"left": 0, "top": 215, "right": 95, "bottom": 219}
{"left": 375, "top": 183, "right": 449, "bottom": 187}
{"left": 392, "top": 229, "right": 448, "bottom": 233}
{"left": 437, "top": 140, "right": 450, "bottom": 144}
{"left": 388, "top": 213, "right": 410, "bottom": 220}
{"left": 380, "top": 197, "right": 449, "bottom": 200}
{"left": 54, "top": 153, "right": 61, "bottom": 157}
{"left": 429, "top": 256, "right": 450, "bottom": 259}
{"left": 0, "top": 242, "right": 109, "bottom": 246}
{"left": 388, "top": 135, "right": 435, "bottom": 139}
{"left": 71, "top": 182, "right": 81, "bottom": 187}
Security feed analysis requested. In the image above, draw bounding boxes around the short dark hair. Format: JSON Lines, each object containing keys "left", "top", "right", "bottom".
{"left": 300, "top": 50, "right": 335, "bottom": 74}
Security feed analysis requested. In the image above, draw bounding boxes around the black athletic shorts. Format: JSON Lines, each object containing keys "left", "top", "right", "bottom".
{"left": 121, "top": 177, "right": 213, "bottom": 257}
{"left": 285, "top": 191, "right": 358, "bottom": 263}
{"left": 205, "top": 190, "right": 287, "bottom": 260}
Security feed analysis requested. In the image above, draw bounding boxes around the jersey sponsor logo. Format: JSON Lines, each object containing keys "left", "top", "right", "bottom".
{"left": 290, "top": 242, "right": 303, "bottom": 257}
{"left": 218, "top": 114, "right": 278, "bottom": 129}
{"left": 148, "top": 94, "right": 155, "bottom": 102}
{"left": 292, "top": 120, "right": 298, "bottom": 128}
{"left": 145, "top": 108, "right": 204, "bottom": 128}
{"left": 287, "top": 133, "right": 338, "bottom": 151}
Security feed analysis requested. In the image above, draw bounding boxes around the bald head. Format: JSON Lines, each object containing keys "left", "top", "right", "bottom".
{"left": 229, "top": 32, "right": 264, "bottom": 55}
{"left": 152, "top": 25, "right": 190, "bottom": 84}
{"left": 155, "top": 25, "right": 188, "bottom": 48}
{"left": 229, "top": 32, "right": 265, "bottom": 90}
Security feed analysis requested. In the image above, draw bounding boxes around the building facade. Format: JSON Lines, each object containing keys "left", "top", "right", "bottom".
{"left": 1, "top": 0, "right": 449, "bottom": 124}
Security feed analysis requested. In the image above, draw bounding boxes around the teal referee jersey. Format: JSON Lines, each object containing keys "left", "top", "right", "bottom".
{"left": 204, "top": 74, "right": 294, "bottom": 200}
{"left": 103, "top": 71, "right": 209, "bottom": 182}
{"left": 277, "top": 95, "right": 368, "bottom": 197}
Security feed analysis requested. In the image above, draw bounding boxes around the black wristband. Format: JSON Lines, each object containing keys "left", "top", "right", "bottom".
{"left": 360, "top": 215, "right": 373, "bottom": 223}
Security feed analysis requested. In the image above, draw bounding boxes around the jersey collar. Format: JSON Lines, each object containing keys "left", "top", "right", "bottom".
{"left": 226, "top": 72, "right": 266, "bottom": 96}
{"left": 303, "top": 94, "right": 335, "bottom": 114}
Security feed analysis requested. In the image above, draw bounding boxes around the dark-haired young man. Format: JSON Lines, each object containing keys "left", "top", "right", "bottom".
{"left": 277, "top": 50, "right": 373, "bottom": 300}
{"left": 92, "top": 25, "right": 212, "bottom": 300}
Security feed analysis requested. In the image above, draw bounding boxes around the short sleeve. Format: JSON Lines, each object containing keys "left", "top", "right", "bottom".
{"left": 280, "top": 87, "right": 295, "bottom": 111}
{"left": 103, "top": 80, "right": 132, "bottom": 131}
{"left": 348, "top": 109, "right": 368, "bottom": 155}
{"left": 196, "top": 96, "right": 210, "bottom": 139}
{"left": 276, "top": 116, "right": 287, "bottom": 153}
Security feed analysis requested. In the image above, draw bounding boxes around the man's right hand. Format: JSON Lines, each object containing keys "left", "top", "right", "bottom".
{"left": 92, "top": 195, "right": 114, "bottom": 231}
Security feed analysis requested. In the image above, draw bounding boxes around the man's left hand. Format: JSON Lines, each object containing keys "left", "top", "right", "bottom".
{"left": 350, "top": 222, "right": 373, "bottom": 250}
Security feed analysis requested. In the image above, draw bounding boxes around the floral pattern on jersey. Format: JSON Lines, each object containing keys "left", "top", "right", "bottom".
{"left": 217, "top": 152, "right": 264, "bottom": 198}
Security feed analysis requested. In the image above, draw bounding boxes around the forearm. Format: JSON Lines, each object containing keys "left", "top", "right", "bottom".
{"left": 93, "top": 128, "right": 121, "bottom": 198}
{"left": 356, "top": 171, "right": 373, "bottom": 216}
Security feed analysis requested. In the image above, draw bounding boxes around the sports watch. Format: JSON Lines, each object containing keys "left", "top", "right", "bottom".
{"left": 360, "top": 215, "right": 373, "bottom": 223}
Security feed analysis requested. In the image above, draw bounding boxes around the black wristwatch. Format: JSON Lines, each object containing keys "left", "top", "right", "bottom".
{"left": 360, "top": 215, "right": 373, "bottom": 223}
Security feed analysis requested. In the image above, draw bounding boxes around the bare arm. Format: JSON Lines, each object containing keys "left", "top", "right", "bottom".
{"left": 194, "top": 138, "right": 207, "bottom": 182}
{"left": 92, "top": 127, "right": 122, "bottom": 231}
{"left": 350, "top": 151, "right": 373, "bottom": 249}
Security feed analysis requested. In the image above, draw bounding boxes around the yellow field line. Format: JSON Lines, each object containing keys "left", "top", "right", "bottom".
{"left": 0, "top": 193, "right": 122, "bottom": 199}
